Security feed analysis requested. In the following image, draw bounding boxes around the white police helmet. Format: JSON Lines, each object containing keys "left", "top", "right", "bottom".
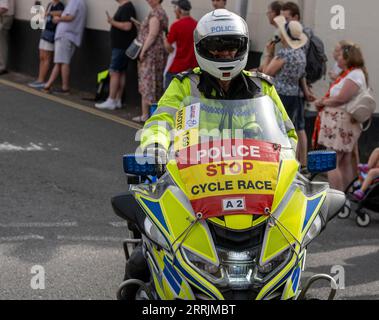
{"left": 194, "top": 9, "right": 249, "bottom": 81}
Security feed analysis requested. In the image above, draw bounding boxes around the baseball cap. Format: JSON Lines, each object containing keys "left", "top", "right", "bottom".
{"left": 172, "top": 0, "right": 192, "bottom": 11}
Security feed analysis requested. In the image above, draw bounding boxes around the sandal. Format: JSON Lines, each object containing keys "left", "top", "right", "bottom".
{"left": 132, "top": 115, "right": 149, "bottom": 123}
{"left": 53, "top": 88, "right": 71, "bottom": 95}
{"left": 41, "top": 86, "right": 52, "bottom": 94}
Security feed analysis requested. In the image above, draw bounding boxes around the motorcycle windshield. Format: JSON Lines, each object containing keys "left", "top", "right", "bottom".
{"left": 174, "top": 96, "right": 292, "bottom": 219}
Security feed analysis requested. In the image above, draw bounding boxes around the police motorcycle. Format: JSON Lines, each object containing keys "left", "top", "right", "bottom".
{"left": 112, "top": 95, "right": 345, "bottom": 300}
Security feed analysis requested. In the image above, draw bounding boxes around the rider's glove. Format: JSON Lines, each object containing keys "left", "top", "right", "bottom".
{"left": 144, "top": 143, "right": 168, "bottom": 165}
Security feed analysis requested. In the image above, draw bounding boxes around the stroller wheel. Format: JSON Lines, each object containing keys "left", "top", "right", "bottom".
{"left": 356, "top": 212, "right": 371, "bottom": 227}
{"left": 338, "top": 200, "right": 351, "bottom": 219}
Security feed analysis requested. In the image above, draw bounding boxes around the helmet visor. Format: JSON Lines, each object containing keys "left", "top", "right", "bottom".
{"left": 197, "top": 35, "right": 249, "bottom": 61}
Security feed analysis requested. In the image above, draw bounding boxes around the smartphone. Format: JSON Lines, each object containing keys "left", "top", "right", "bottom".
{"left": 131, "top": 17, "right": 141, "bottom": 26}
{"left": 271, "top": 35, "right": 281, "bottom": 44}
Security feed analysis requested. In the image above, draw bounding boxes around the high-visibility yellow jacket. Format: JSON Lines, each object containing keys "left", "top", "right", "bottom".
{"left": 141, "top": 68, "right": 298, "bottom": 151}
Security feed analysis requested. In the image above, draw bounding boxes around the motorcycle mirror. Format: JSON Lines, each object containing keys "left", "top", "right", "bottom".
{"left": 307, "top": 151, "right": 337, "bottom": 174}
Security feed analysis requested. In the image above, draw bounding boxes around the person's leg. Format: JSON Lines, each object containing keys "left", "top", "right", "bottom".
{"left": 368, "top": 148, "right": 379, "bottom": 169}
{"left": 45, "top": 38, "right": 65, "bottom": 90}
{"left": 296, "top": 130, "right": 308, "bottom": 167}
{"left": 296, "top": 98, "right": 308, "bottom": 168}
{"left": 95, "top": 48, "right": 126, "bottom": 110}
{"left": 351, "top": 143, "right": 359, "bottom": 175}
{"left": 353, "top": 167, "right": 379, "bottom": 200}
{"left": 38, "top": 49, "right": 52, "bottom": 83}
{"left": 57, "top": 38, "right": 76, "bottom": 92}
{"left": 109, "top": 71, "right": 121, "bottom": 100}
{"left": 339, "top": 152, "right": 356, "bottom": 190}
{"left": 361, "top": 168, "right": 379, "bottom": 192}
{"left": 328, "top": 151, "right": 345, "bottom": 191}
{"left": 0, "top": 27, "right": 6, "bottom": 72}
{"left": 133, "top": 97, "right": 150, "bottom": 122}
{"left": 141, "top": 97, "right": 150, "bottom": 119}
{"left": 44, "top": 63, "right": 62, "bottom": 89}
{"left": 0, "top": 16, "right": 13, "bottom": 72}
{"left": 61, "top": 64, "right": 70, "bottom": 91}
{"left": 116, "top": 71, "right": 126, "bottom": 102}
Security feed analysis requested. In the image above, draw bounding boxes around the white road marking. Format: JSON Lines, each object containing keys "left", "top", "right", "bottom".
{"left": 0, "top": 142, "right": 44, "bottom": 152}
{"left": 57, "top": 235, "right": 125, "bottom": 242}
{"left": 0, "top": 222, "right": 78, "bottom": 228}
{"left": 306, "top": 245, "right": 379, "bottom": 268}
{"left": 0, "top": 142, "right": 60, "bottom": 152}
{"left": 109, "top": 221, "right": 128, "bottom": 228}
{"left": 0, "top": 235, "right": 45, "bottom": 242}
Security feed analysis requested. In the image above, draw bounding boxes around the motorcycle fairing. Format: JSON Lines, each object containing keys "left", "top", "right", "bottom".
{"left": 135, "top": 188, "right": 219, "bottom": 266}
{"left": 257, "top": 254, "right": 305, "bottom": 300}
{"left": 260, "top": 186, "right": 327, "bottom": 266}
{"left": 271, "top": 159, "right": 299, "bottom": 212}
{"left": 281, "top": 261, "right": 303, "bottom": 299}
{"left": 146, "top": 243, "right": 196, "bottom": 300}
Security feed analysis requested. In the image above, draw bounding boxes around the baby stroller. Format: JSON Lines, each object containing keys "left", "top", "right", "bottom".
{"left": 338, "top": 170, "right": 379, "bottom": 227}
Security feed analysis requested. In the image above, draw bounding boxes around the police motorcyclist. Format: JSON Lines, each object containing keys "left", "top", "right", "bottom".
{"left": 140, "top": 9, "right": 297, "bottom": 158}
{"left": 121, "top": 9, "right": 298, "bottom": 298}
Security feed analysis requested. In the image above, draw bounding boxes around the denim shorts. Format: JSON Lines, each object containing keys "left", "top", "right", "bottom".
{"left": 279, "top": 95, "right": 305, "bottom": 131}
{"left": 109, "top": 48, "right": 129, "bottom": 72}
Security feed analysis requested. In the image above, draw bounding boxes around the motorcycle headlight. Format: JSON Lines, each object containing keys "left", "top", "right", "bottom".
{"left": 302, "top": 214, "right": 323, "bottom": 248}
{"left": 217, "top": 248, "right": 257, "bottom": 289}
{"left": 255, "top": 248, "right": 292, "bottom": 282}
{"left": 181, "top": 248, "right": 222, "bottom": 282}
{"left": 144, "top": 217, "right": 170, "bottom": 251}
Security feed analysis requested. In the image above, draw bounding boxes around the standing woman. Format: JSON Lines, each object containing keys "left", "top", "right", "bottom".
{"left": 314, "top": 44, "right": 369, "bottom": 191}
{"left": 261, "top": 15, "right": 311, "bottom": 167}
{"left": 28, "top": 0, "right": 65, "bottom": 88}
{"left": 133, "top": 0, "right": 168, "bottom": 122}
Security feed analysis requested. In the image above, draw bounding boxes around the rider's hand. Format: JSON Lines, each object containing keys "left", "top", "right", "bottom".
{"left": 144, "top": 143, "right": 168, "bottom": 165}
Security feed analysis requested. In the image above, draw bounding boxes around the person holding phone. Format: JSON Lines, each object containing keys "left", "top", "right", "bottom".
{"left": 257, "top": 1, "right": 283, "bottom": 71}
{"left": 95, "top": 0, "right": 137, "bottom": 110}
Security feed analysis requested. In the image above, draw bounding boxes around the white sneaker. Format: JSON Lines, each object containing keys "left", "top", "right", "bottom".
{"left": 116, "top": 100, "right": 122, "bottom": 109}
{"left": 95, "top": 99, "right": 117, "bottom": 110}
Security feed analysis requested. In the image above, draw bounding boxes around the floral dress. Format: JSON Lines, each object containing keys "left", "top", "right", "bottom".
{"left": 137, "top": 6, "right": 168, "bottom": 104}
{"left": 318, "top": 69, "right": 366, "bottom": 153}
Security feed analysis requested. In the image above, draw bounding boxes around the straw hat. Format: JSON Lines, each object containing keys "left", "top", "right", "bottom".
{"left": 274, "top": 15, "right": 308, "bottom": 50}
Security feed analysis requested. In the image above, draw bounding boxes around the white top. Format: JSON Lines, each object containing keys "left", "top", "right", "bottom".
{"left": 330, "top": 69, "right": 367, "bottom": 97}
{"left": 0, "top": 0, "right": 14, "bottom": 16}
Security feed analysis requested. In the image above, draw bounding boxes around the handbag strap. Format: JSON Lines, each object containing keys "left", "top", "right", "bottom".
{"left": 361, "top": 117, "right": 372, "bottom": 132}
{"left": 46, "top": 2, "right": 53, "bottom": 15}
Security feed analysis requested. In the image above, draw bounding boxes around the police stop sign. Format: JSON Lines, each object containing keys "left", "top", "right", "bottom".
{"left": 176, "top": 139, "right": 281, "bottom": 219}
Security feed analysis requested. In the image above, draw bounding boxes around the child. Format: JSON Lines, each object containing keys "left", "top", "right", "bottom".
{"left": 353, "top": 148, "right": 379, "bottom": 200}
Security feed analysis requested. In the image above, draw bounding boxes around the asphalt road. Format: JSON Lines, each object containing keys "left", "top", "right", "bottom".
{"left": 0, "top": 82, "right": 378, "bottom": 300}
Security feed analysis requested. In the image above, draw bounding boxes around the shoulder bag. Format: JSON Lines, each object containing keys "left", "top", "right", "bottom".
{"left": 125, "top": 39, "right": 143, "bottom": 60}
{"left": 345, "top": 87, "right": 376, "bottom": 124}
{"left": 41, "top": 3, "right": 56, "bottom": 43}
